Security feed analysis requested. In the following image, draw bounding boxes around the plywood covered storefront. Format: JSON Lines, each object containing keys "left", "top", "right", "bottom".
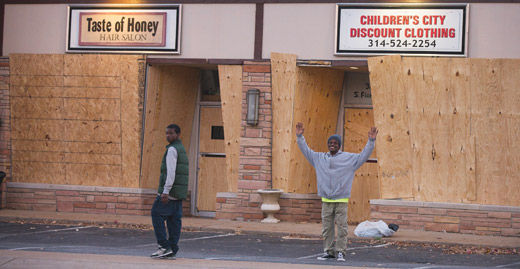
{"left": 368, "top": 55, "right": 520, "bottom": 206}
{"left": 10, "top": 54, "right": 144, "bottom": 188}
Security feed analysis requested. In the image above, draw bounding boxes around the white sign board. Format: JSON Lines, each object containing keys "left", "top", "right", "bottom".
{"left": 67, "top": 5, "right": 181, "bottom": 53}
{"left": 335, "top": 4, "right": 468, "bottom": 56}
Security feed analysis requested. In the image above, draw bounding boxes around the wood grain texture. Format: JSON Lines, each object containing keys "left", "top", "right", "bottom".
{"left": 344, "top": 109, "right": 379, "bottom": 223}
{"left": 219, "top": 65, "right": 242, "bottom": 192}
{"left": 9, "top": 54, "right": 144, "bottom": 188}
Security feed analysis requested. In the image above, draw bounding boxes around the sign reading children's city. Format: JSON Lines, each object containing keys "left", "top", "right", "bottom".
{"left": 335, "top": 4, "right": 468, "bottom": 56}
{"left": 67, "top": 5, "right": 181, "bottom": 53}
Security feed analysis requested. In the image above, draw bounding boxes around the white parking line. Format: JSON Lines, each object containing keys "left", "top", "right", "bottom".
{"left": 297, "top": 243, "right": 391, "bottom": 259}
{"left": 133, "top": 233, "right": 237, "bottom": 248}
{"left": 0, "top": 226, "right": 96, "bottom": 239}
{"left": 496, "top": 261, "right": 520, "bottom": 268}
{"left": 180, "top": 233, "right": 236, "bottom": 241}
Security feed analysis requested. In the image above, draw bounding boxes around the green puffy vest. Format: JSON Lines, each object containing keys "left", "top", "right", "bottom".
{"left": 157, "top": 139, "right": 189, "bottom": 199}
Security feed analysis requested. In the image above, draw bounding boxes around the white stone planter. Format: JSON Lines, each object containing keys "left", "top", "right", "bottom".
{"left": 257, "top": 189, "right": 283, "bottom": 223}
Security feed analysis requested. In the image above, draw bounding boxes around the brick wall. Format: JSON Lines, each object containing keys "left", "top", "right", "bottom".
{"left": 370, "top": 199, "right": 520, "bottom": 237}
{"left": 6, "top": 182, "right": 191, "bottom": 217}
{"left": 0, "top": 57, "right": 10, "bottom": 209}
{"left": 216, "top": 192, "right": 322, "bottom": 223}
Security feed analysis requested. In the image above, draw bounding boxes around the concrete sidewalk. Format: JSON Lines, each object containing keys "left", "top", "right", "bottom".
{"left": 1, "top": 209, "right": 519, "bottom": 248}
{"left": 0, "top": 250, "right": 368, "bottom": 269}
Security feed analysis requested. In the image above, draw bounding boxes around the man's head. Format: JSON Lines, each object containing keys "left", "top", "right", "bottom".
{"left": 166, "top": 124, "right": 181, "bottom": 143}
{"left": 327, "top": 134, "right": 341, "bottom": 155}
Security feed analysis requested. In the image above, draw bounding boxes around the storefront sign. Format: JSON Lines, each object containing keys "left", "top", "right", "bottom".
{"left": 335, "top": 4, "right": 468, "bottom": 56}
{"left": 67, "top": 5, "right": 181, "bottom": 53}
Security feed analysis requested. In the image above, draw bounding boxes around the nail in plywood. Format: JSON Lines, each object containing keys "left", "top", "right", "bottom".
{"left": 140, "top": 65, "right": 198, "bottom": 190}
{"left": 218, "top": 65, "right": 242, "bottom": 192}
{"left": 367, "top": 55, "right": 414, "bottom": 199}
{"left": 344, "top": 108, "right": 379, "bottom": 223}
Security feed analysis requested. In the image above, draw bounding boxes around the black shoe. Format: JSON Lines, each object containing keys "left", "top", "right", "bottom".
{"left": 160, "top": 253, "right": 176, "bottom": 260}
{"left": 317, "top": 253, "right": 335, "bottom": 260}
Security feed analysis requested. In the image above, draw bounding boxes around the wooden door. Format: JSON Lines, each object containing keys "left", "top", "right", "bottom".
{"left": 344, "top": 108, "right": 380, "bottom": 223}
{"left": 196, "top": 107, "right": 227, "bottom": 212}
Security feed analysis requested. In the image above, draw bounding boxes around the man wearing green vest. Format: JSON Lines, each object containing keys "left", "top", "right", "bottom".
{"left": 150, "top": 124, "right": 189, "bottom": 259}
{"left": 295, "top": 122, "right": 377, "bottom": 262}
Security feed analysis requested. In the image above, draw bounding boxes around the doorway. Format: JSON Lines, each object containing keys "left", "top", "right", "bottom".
{"left": 194, "top": 70, "right": 228, "bottom": 217}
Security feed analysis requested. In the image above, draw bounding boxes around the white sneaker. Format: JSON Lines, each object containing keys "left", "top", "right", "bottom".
{"left": 337, "top": 252, "right": 345, "bottom": 262}
{"left": 150, "top": 247, "right": 173, "bottom": 258}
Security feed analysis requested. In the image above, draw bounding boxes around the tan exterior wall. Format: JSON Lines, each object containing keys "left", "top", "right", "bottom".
{"left": 4, "top": 3, "right": 520, "bottom": 59}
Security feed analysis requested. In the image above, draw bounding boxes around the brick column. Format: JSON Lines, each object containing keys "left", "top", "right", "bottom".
{"left": 0, "top": 57, "right": 10, "bottom": 209}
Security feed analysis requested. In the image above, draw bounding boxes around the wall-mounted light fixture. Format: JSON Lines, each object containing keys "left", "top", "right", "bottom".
{"left": 246, "top": 88, "right": 260, "bottom": 126}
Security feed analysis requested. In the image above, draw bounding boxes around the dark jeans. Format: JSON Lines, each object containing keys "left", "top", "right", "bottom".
{"left": 151, "top": 196, "right": 183, "bottom": 254}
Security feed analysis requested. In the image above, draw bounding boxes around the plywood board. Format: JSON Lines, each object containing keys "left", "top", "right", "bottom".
{"left": 199, "top": 107, "right": 225, "bottom": 154}
{"left": 10, "top": 54, "right": 64, "bottom": 76}
{"left": 288, "top": 66, "right": 344, "bottom": 194}
{"left": 218, "top": 65, "right": 242, "bottom": 192}
{"left": 118, "top": 55, "right": 145, "bottom": 188}
{"left": 405, "top": 57, "right": 470, "bottom": 203}
{"left": 12, "top": 97, "right": 120, "bottom": 121}
{"left": 370, "top": 56, "right": 520, "bottom": 206}
{"left": 10, "top": 85, "right": 120, "bottom": 99}
{"left": 271, "top": 53, "right": 297, "bottom": 191}
{"left": 344, "top": 109, "right": 379, "bottom": 223}
{"left": 9, "top": 54, "right": 144, "bottom": 188}
{"left": 196, "top": 156, "right": 227, "bottom": 211}
{"left": 348, "top": 163, "right": 379, "bottom": 224}
{"left": 140, "top": 65, "right": 199, "bottom": 189}
{"left": 367, "top": 55, "right": 414, "bottom": 199}
{"left": 470, "top": 59, "right": 520, "bottom": 206}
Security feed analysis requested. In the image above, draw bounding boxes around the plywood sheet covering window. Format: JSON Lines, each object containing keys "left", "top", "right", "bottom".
{"left": 199, "top": 107, "right": 225, "bottom": 153}
{"left": 196, "top": 156, "right": 227, "bottom": 211}
{"left": 10, "top": 54, "right": 144, "bottom": 188}
{"left": 368, "top": 55, "right": 520, "bottom": 206}
{"left": 140, "top": 66, "right": 198, "bottom": 189}
{"left": 344, "top": 109, "right": 379, "bottom": 223}
{"left": 218, "top": 65, "right": 242, "bottom": 192}
{"left": 271, "top": 53, "right": 344, "bottom": 194}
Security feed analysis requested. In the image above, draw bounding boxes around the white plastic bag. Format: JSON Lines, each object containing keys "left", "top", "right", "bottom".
{"left": 354, "top": 220, "right": 395, "bottom": 238}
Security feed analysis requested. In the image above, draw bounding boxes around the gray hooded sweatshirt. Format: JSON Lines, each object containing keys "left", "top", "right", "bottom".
{"left": 297, "top": 134, "right": 375, "bottom": 200}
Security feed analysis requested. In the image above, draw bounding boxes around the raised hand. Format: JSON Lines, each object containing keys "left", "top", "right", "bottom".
{"left": 296, "top": 122, "right": 305, "bottom": 136}
{"left": 368, "top": 127, "right": 378, "bottom": 140}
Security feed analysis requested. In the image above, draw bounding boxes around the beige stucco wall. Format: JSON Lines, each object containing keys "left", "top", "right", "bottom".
{"left": 3, "top": 4, "right": 256, "bottom": 59}
{"left": 4, "top": 4, "right": 68, "bottom": 55}
{"left": 3, "top": 3, "right": 520, "bottom": 59}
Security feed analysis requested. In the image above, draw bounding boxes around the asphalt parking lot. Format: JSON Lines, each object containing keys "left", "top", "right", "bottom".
{"left": 1, "top": 221, "right": 520, "bottom": 268}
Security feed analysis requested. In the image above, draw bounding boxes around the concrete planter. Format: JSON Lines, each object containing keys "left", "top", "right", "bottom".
{"left": 257, "top": 189, "right": 283, "bottom": 223}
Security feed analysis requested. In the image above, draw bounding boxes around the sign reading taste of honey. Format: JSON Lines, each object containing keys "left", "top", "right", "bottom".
{"left": 67, "top": 5, "right": 181, "bottom": 53}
